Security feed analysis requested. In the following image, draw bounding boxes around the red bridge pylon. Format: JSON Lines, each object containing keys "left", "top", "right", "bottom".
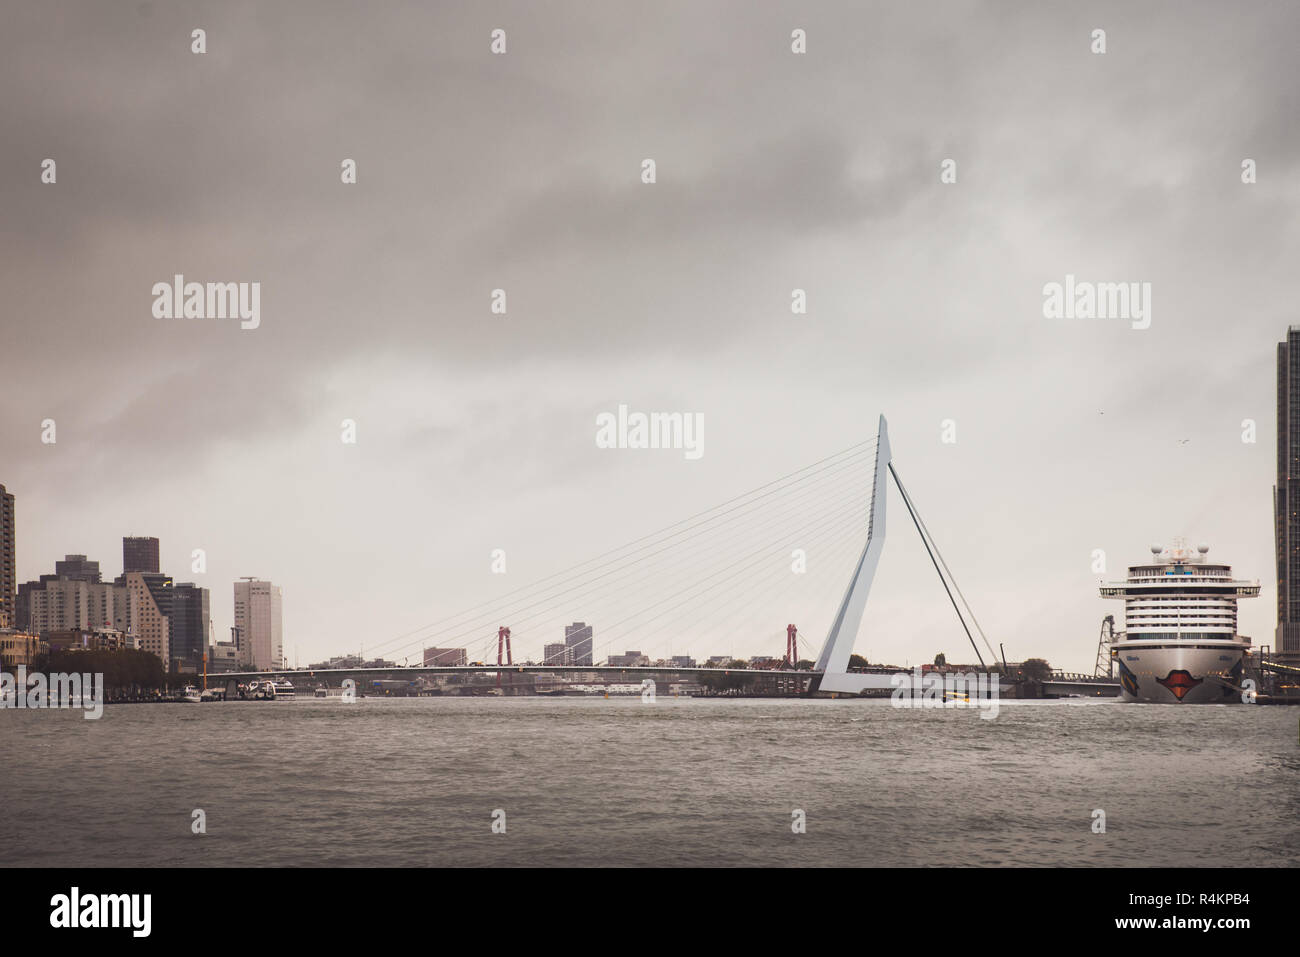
{"left": 497, "top": 626, "right": 512, "bottom": 688}
{"left": 786, "top": 623, "right": 798, "bottom": 668}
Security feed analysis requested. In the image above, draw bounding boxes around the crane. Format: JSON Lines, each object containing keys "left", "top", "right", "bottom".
{"left": 1094, "top": 614, "right": 1121, "bottom": 678}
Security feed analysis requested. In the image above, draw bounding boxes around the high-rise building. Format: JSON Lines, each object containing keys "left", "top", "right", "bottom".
{"left": 124, "top": 571, "right": 170, "bottom": 664}
{"left": 0, "top": 485, "right": 14, "bottom": 629}
{"left": 169, "top": 583, "right": 210, "bottom": 671}
{"left": 1277, "top": 328, "right": 1300, "bottom": 666}
{"left": 54, "top": 554, "right": 101, "bottom": 582}
{"left": 15, "top": 581, "right": 36, "bottom": 632}
{"left": 113, "top": 569, "right": 173, "bottom": 639}
{"left": 27, "top": 576, "right": 132, "bottom": 636}
{"left": 122, "top": 536, "right": 160, "bottom": 575}
{"left": 565, "top": 622, "right": 593, "bottom": 666}
{"left": 22, "top": 554, "right": 127, "bottom": 635}
{"left": 19, "top": 551, "right": 178, "bottom": 665}
{"left": 234, "top": 578, "right": 283, "bottom": 670}
{"left": 543, "top": 642, "right": 570, "bottom": 666}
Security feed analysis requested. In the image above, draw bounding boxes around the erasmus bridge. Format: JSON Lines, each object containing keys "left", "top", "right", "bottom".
{"left": 211, "top": 416, "right": 1006, "bottom": 698}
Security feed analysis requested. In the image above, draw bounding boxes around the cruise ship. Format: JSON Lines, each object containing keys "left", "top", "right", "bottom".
{"left": 1100, "top": 540, "right": 1259, "bottom": 703}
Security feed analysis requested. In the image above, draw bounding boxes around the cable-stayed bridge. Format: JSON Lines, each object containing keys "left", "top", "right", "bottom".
{"left": 210, "top": 416, "right": 1003, "bottom": 697}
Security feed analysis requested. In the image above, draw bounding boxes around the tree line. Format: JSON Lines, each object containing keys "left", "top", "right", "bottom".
{"left": 5, "top": 649, "right": 201, "bottom": 694}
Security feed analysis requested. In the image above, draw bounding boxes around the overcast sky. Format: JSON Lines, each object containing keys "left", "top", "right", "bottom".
{"left": 2, "top": 1, "right": 1297, "bottom": 671}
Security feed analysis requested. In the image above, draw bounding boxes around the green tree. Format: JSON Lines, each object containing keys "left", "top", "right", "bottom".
{"left": 1019, "top": 658, "right": 1052, "bottom": 682}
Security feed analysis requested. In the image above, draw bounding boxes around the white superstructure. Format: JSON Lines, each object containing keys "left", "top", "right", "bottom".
{"left": 1100, "top": 540, "right": 1259, "bottom": 703}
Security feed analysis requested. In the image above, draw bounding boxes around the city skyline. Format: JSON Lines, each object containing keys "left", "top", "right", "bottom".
{"left": 2, "top": 3, "right": 1297, "bottom": 671}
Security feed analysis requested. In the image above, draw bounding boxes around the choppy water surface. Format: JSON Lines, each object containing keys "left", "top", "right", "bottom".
{"left": 2, "top": 697, "right": 1296, "bottom": 866}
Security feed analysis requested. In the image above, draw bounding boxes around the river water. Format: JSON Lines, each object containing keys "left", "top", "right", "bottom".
{"left": 2, "top": 696, "right": 1296, "bottom": 867}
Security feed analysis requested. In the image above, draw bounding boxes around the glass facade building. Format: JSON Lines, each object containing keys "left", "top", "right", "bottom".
{"left": 1274, "top": 328, "right": 1300, "bottom": 664}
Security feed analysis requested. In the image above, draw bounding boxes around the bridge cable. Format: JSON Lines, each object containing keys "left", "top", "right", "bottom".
{"left": 373, "top": 448, "right": 878, "bottom": 662}
{"left": 358, "top": 437, "right": 877, "bottom": 659}
{"left": 888, "top": 464, "right": 986, "bottom": 670}
{"left": 890, "top": 467, "right": 1000, "bottom": 667}
{"left": 402, "top": 458, "right": 874, "bottom": 663}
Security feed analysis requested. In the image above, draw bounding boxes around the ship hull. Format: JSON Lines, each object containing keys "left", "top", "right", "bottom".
{"left": 1115, "top": 643, "right": 1247, "bottom": 704}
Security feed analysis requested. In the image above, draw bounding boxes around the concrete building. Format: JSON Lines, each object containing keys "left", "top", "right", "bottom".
{"left": 0, "top": 630, "right": 40, "bottom": 669}
{"left": 234, "top": 578, "right": 283, "bottom": 670}
{"left": 54, "top": 554, "right": 101, "bottom": 582}
{"left": 543, "top": 642, "right": 571, "bottom": 666}
{"left": 307, "top": 654, "right": 361, "bottom": 670}
{"left": 0, "top": 485, "right": 14, "bottom": 629}
{"left": 565, "top": 622, "right": 593, "bottom": 667}
{"left": 114, "top": 569, "right": 171, "bottom": 615}
{"left": 45, "top": 627, "right": 137, "bottom": 653}
{"left": 608, "top": 650, "right": 650, "bottom": 667}
{"left": 206, "top": 641, "right": 241, "bottom": 673}
{"left": 18, "top": 554, "right": 108, "bottom": 632}
{"left": 28, "top": 578, "right": 133, "bottom": 636}
{"left": 423, "top": 647, "right": 468, "bottom": 667}
{"left": 124, "top": 572, "right": 170, "bottom": 665}
{"left": 122, "top": 536, "right": 160, "bottom": 574}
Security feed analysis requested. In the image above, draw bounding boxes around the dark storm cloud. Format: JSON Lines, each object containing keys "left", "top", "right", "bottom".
{"left": 1, "top": 1, "right": 1296, "bottom": 666}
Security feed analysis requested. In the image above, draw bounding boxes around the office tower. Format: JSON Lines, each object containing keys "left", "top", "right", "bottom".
{"left": 54, "top": 554, "right": 101, "bottom": 582}
{"left": 234, "top": 578, "right": 283, "bottom": 670}
{"left": 565, "top": 622, "right": 593, "bottom": 666}
{"left": 543, "top": 642, "right": 570, "bottom": 666}
{"left": 0, "top": 485, "right": 13, "bottom": 629}
{"left": 15, "top": 580, "right": 36, "bottom": 631}
{"left": 124, "top": 571, "right": 170, "bottom": 664}
{"left": 122, "top": 536, "right": 160, "bottom": 574}
{"left": 170, "top": 583, "right": 211, "bottom": 671}
{"left": 1277, "top": 328, "right": 1300, "bottom": 666}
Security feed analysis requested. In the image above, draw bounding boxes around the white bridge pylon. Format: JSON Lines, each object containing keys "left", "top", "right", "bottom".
{"left": 813, "top": 414, "right": 989, "bottom": 694}
{"left": 814, "top": 414, "right": 894, "bottom": 693}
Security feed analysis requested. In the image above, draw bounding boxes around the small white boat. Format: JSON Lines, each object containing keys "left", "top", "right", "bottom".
{"left": 314, "top": 687, "right": 328, "bottom": 698}
{"left": 181, "top": 685, "right": 202, "bottom": 703}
